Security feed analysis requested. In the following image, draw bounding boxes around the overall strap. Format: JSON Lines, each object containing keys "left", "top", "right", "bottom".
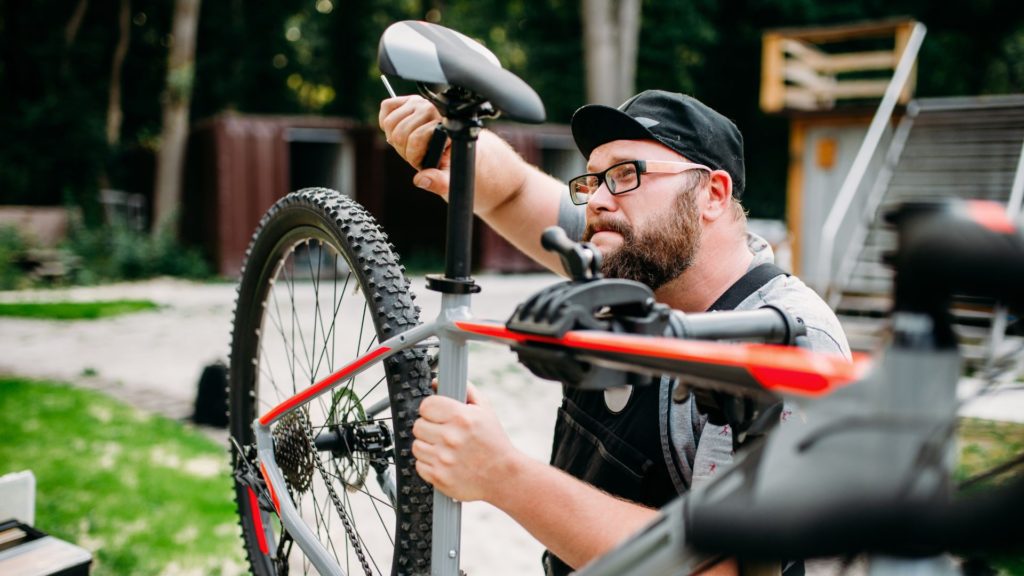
{"left": 706, "top": 263, "right": 789, "bottom": 312}
{"left": 661, "top": 262, "right": 791, "bottom": 494}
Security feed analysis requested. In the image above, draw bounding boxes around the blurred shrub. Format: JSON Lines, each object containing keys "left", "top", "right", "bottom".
{"left": 0, "top": 225, "right": 30, "bottom": 290}
{"left": 65, "top": 218, "right": 211, "bottom": 283}
{"left": 0, "top": 216, "right": 211, "bottom": 290}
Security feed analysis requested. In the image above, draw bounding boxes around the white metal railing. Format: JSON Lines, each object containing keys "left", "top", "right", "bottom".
{"left": 815, "top": 22, "right": 927, "bottom": 294}
{"left": 985, "top": 136, "right": 1024, "bottom": 372}
{"left": 825, "top": 105, "right": 918, "bottom": 309}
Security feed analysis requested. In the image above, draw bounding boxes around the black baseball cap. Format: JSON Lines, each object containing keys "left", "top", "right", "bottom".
{"left": 571, "top": 90, "right": 746, "bottom": 198}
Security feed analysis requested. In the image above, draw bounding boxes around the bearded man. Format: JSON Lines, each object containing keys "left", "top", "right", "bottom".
{"left": 379, "top": 90, "right": 849, "bottom": 575}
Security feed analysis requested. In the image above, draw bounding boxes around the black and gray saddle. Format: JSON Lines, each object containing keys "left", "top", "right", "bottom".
{"left": 378, "top": 20, "right": 545, "bottom": 123}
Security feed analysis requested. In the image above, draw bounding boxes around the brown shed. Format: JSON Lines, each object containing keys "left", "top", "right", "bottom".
{"left": 184, "top": 114, "right": 372, "bottom": 276}
{"left": 183, "top": 114, "right": 583, "bottom": 277}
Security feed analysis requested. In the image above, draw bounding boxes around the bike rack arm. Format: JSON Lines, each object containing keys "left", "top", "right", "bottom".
{"left": 574, "top": 496, "right": 717, "bottom": 576}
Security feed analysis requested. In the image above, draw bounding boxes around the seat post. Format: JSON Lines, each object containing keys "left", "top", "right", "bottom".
{"left": 444, "top": 116, "right": 480, "bottom": 279}
{"left": 426, "top": 107, "right": 484, "bottom": 295}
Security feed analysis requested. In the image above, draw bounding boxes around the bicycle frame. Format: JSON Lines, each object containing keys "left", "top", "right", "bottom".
{"left": 252, "top": 311, "right": 870, "bottom": 575}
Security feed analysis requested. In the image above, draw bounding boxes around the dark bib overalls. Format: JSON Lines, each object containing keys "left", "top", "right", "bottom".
{"left": 541, "top": 264, "right": 793, "bottom": 576}
{"left": 543, "top": 379, "right": 674, "bottom": 575}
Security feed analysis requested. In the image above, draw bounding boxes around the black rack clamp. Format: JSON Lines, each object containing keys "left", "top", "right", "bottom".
{"left": 507, "top": 279, "right": 667, "bottom": 337}
{"left": 506, "top": 227, "right": 672, "bottom": 390}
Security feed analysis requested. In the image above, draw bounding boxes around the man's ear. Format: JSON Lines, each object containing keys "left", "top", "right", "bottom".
{"left": 702, "top": 170, "right": 733, "bottom": 222}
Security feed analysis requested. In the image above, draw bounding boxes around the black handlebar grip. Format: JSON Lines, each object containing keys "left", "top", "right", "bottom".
{"left": 541, "top": 226, "right": 575, "bottom": 254}
{"left": 670, "top": 307, "right": 806, "bottom": 345}
{"left": 421, "top": 123, "right": 448, "bottom": 169}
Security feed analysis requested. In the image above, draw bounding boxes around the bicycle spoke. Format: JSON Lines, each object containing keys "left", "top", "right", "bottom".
{"left": 320, "top": 470, "right": 395, "bottom": 510}
{"left": 308, "top": 240, "right": 323, "bottom": 381}
{"left": 357, "top": 375, "right": 389, "bottom": 408}
{"left": 269, "top": 278, "right": 300, "bottom": 391}
{"left": 313, "top": 268, "right": 351, "bottom": 379}
{"left": 367, "top": 491, "right": 395, "bottom": 547}
{"left": 311, "top": 479, "right": 344, "bottom": 568}
{"left": 256, "top": 351, "right": 283, "bottom": 411}
{"left": 283, "top": 256, "right": 316, "bottom": 386}
{"left": 267, "top": 299, "right": 311, "bottom": 394}
{"left": 341, "top": 486, "right": 385, "bottom": 575}
{"left": 330, "top": 251, "right": 341, "bottom": 373}
{"left": 269, "top": 263, "right": 313, "bottom": 387}
{"left": 286, "top": 260, "right": 300, "bottom": 390}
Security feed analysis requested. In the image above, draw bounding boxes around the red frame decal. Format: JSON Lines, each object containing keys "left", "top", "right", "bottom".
{"left": 259, "top": 345, "right": 391, "bottom": 425}
{"left": 247, "top": 487, "right": 270, "bottom": 555}
{"left": 455, "top": 320, "right": 869, "bottom": 396}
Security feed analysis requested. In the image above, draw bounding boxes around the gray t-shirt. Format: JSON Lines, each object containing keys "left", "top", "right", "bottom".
{"left": 669, "top": 232, "right": 850, "bottom": 490}
{"left": 557, "top": 200, "right": 851, "bottom": 492}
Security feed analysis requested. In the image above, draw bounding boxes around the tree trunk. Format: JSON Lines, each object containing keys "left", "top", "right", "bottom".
{"left": 581, "top": 0, "right": 641, "bottom": 106}
{"left": 582, "top": 0, "right": 616, "bottom": 105}
{"left": 617, "top": 0, "right": 640, "bottom": 102}
{"left": 106, "top": 0, "right": 131, "bottom": 147}
{"left": 65, "top": 0, "right": 89, "bottom": 48}
{"left": 62, "top": 0, "right": 89, "bottom": 73}
{"left": 152, "top": 0, "right": 201, "bottom": 237}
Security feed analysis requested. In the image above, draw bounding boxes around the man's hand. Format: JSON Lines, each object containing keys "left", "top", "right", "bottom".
{"left": 411, "top": 384, "right": 523, "bottom": 503}
{"left": 379, "top": 95, "right": 452, "bottom": 198}
{"left": 379, "top": 94, "right": 567, "bottom": 273}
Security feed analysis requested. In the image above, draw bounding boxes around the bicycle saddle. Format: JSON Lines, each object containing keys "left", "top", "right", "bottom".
{"left": 378, "top": 21, "right": 546, "bottom": 123}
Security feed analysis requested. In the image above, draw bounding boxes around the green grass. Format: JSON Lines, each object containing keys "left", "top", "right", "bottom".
{"left": 958, "top": 417, "right": 1024, "bottom": 484}
{"left": 0, "top": 299, "right": 159, "bottom": 320}
{"left": 956, "top": 418, "right": 1024, "bottom": 574}
{"left": 0, "top": 377, "right": 245, "bottom": 575}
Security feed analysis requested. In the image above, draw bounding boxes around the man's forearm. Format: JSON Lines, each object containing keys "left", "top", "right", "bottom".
{"left": 488, "top": 453, "right": 659, "bottom": 570}
{"left": 471, "top": 130, "right": 567, "bottom": 273}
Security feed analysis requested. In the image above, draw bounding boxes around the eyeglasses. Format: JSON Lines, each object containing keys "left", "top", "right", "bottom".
{"left": 567, "top": 160, "right": 712, "bottom": 205}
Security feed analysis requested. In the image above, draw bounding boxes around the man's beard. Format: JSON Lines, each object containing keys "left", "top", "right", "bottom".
{"left": 583, "top": 189, "right": 702, "bottom": 290}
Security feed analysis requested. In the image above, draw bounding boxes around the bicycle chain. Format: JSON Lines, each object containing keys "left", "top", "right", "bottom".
{"left": 298, "top": 408, "right": 374, "bottom": 576}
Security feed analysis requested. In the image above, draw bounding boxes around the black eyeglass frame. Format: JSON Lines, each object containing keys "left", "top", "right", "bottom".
{"left": 567, "top": 159, "right": 712, "bottom": 206}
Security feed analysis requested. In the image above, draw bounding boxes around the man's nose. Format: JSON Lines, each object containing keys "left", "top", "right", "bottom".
{"left": 586, "top": 181, "right": 619, "bottom": 213}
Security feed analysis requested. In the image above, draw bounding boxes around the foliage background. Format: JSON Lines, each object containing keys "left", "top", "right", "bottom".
{"left": 2, "top": 0, "right": 1024, "bottom": 222}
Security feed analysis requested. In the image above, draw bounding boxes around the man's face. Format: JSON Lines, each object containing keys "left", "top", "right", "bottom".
{"left": 582, "top": 140, "right": 704, "bottom": 289}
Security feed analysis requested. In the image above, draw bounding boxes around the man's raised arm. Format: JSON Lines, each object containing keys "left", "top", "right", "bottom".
{"left": 379, "top": 95, "right": 570, "bottom": 273}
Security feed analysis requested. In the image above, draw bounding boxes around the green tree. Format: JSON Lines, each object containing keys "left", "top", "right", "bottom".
{"left": 3, "top": 0, "right": 1024, "bottom": 226}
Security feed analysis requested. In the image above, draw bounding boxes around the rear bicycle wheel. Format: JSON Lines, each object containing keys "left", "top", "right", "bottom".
{"left": 229, "top": 188, "right": 434, "bottom": 575}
